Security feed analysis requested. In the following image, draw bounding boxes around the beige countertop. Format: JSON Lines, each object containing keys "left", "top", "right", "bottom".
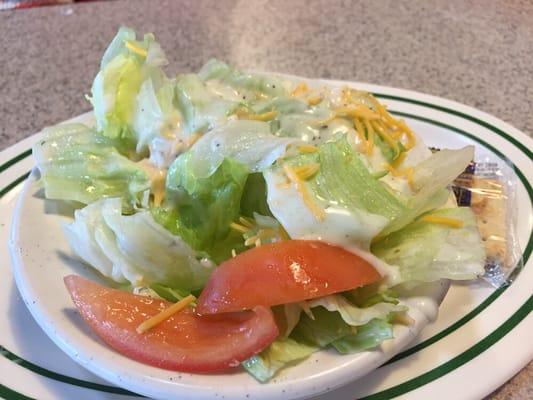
{"left": 0, "top": 0, "right": 531, "bottom": 398}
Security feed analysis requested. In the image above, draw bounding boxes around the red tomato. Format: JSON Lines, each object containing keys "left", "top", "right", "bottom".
{"left": 197, "top": 240, "right": 381, "bottom": 314}
{"left": 64, "top": 275, "right": 278, "bottom": 373}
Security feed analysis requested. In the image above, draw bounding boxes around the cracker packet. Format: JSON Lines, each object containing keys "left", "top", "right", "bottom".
{"left": 450, "top": 151, "right": 523, "bottom": 287}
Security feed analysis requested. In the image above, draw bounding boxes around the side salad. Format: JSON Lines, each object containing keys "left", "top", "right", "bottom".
{"left": 34, "top": 27, "right": 486, "bottom": 382}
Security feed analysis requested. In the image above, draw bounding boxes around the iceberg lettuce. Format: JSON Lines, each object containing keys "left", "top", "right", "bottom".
{"left": 63, "top": 198, "right": 214, "bottom": 290}
{"left": 90, "top": 27, "right": 181, "bottom": 160}
{"left": 33, "top": 123, "right": 149, "bottom": 207}
{"left": 184, "top": 119, "right": 298, "bottom": 178}
{"left": 372, "top": 207, "right": 485, "bottom": 283}
{"left": 242, "top": 338, "right": 317, "bottom": 383}
{"left": 153, "top": 154, "right": 248, "bottom": 262}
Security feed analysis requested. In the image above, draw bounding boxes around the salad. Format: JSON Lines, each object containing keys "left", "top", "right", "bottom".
{"left": 33, "top": 27, "right": 486, "bottom": 383}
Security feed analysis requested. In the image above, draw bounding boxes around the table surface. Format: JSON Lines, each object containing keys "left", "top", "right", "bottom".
{"left": 0, "top": 0, "right": 531, "bottom": 398}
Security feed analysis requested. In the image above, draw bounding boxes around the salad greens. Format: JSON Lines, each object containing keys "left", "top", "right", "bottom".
{"left": 36, "top": 27, "right": 487, "bottom": 382}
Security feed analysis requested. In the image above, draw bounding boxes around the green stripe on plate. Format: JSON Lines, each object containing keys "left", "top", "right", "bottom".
{"left": 0, "top": 382, "right": 35, "bottom": 400}
{"left": 0, "top": 149, "right": 32, "bottom": 174}
{"left": 0, "top": 173, "right": 30, "bottom": 198}
{"left": 0, "top": 345, "right": 139, "bottom": 396}
{"left": 360, "top": 295, "right": 533, "bottom": 400}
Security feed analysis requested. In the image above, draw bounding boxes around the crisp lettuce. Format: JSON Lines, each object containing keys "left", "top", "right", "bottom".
{"left": 175, "top": 73, "right": 238, "bottom": 135}
{"left": 63, "top": 198, "right": 214, "bottom": 290}
{"left": 33, "top": 123, "right": 149, "bottom": 207}
{"left": 331, "top": 319, "right": 394, "bottom": 354}
{"left": 153, "top": 154, "right": 248, "bottom": 262}
{"left": 242, "top": 338, "right": 317, "bottom": 383}
{"left": 307, "top": 295, "right": 407, "bottom": 326}
{"left": 380, "top": 146, "right": 474, "bottom": 236}
{"left": 90, "top": 27, "right": 180, "bottom": 159}
{"left": 184, "top": 119, "right": 297, "bottom": 178}
{"left": 198, "top": 59, "right": 286, "bottom": 98}
{"left": 372, "top": 207, "right": 485, "bottom": 283}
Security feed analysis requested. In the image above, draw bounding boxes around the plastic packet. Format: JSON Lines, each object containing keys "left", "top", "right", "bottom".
{"left": 449, "top": 151, "right": 523, "bottom": 288}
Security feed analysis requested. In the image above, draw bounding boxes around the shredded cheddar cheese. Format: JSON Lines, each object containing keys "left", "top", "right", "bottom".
{"left": 353, "top": 118, "right": 368, "bottom": 152}
{"left": 125, "top": 41, "right": 148, "bottom": 58}
{"left": 306, "top": 95, "right": 323, "bottom": 106}
{"left": 363, "top": 119, "right": 375, "bottom": 154}
{"left": 391, "top": 151, "right": 407, "bottom": 169}
{"left": 187, "top": 133, "right": 202, "bottom": 147}
{"left": 283, "top": 164, "right": 325, "bottom": 221}
{"left": 230, "top": 222, "right": 249, "bottom": 234}
{"left": 372, "top": 120, "right": 399, "bottom": 156}
{"left": 293, "top": 163, "right": 320, "bottom": 180}
{"left": 136, "top": 295, "right": 196, "bottom": 334}
{"left": 298, "top": 144, "right": 319, "bottom": 154}
{"left": 291, "top": 83, "right": 309, "bottom": 97}
{"left": 421, "top": 215, "right": 465, "bottom": 228}
{"left": 335, "top": 105, "right": 380, "bottom": 121}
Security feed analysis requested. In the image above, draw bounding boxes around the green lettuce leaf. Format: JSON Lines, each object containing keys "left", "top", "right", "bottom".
{"left": 175, "top": 73, "right": 238, "bottom": 135}
{"left": 153, "top": 153, "right": 248, "bottom": 262}
{"left": 198, "top": 59, "right": 286, "bottom": 98}
{"left": 33, "top": 123, "right": 149, "bottom": 207}
{"left": 90, "top": 27, "right": 176, "bottom": 157}
{"left": 307, "top": 294, "right": 407, "bottom": 326}
{"left": 63, "top": 198, "right": 214, "bottom": 290}
{"left": 242, "top": 338, "right": 317, "bottom": 383}
{"left": 183, "top": 119, "right": 297, "bottom": 178}
{"left": 380, "top": 146, "right": 474, "bottom": 236}
{"left": 291, "top": 307, "right": 358, "bottom": 347}
{"left": 372, "top": 207, "right": 485, "bottom": 283}
{"left": 331, "top": 319, "right": 394, "bottom": 354}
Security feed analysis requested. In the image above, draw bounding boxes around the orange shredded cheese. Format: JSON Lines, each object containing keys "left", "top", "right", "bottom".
{"left": 248, "top": 110, "right": 278, "bottom": 121}
{"left": 230, "top": 222, "right": 249, "bottom": 234}
{"left": 125, "top": 41, "right": 147, "bottom": 57}
{"left": 391, "top": 151, "right": 407, "bottom": 169}
{"left": 136, "top": 295, "right": 196, "bottom": 334}
{"left": 363, "top": 119, "right": 375, "bottom": 155}
{"left": 335, "top": 105, "right": 380, "bottom": 120}
{"left": 298, "top": 144, "right": 319, "bottom": 154}
{"left": 291, "top": 83, "right": 309, "bottom": 97}
{"left": 293, "top": 163, "right": 320, "bottom": 180}
{"left": 306, "top": 95, "right": 323, "bottom": 106}
{"left": 421, "top": 215, "right": 465, "bottom": 228}
{"left": 283, "top": 164, "right": 325, "bottom": 221}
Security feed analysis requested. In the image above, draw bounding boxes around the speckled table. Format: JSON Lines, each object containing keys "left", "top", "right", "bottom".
{"left": 0, "top": 0, "right": 531, "bottom": 398}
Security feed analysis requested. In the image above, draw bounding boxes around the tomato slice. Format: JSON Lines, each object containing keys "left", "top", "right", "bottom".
{"left": 64, "top": 275, "right": 278, "bottom": 373}
{"left": 197, "top": 240, "right": 381, "bottom": 314}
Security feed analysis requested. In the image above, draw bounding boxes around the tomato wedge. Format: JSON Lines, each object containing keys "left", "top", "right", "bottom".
{"left": 197, "top": 240, "right": 381, "bottom": 314}
{"left": 64, "top": 275, "right": 278, "bottom": 373}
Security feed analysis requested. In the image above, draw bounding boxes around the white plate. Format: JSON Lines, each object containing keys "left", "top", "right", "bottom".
{"left": 3, "top": 79, "right": 533, "bottom": 400}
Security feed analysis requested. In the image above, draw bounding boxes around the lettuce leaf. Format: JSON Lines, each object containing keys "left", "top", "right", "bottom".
{"left": 33, "top": 123, "right": 149, "bottom": 207}
{"left": 372, "top": 207, "right": 485, "bottom": 283}
{"left": 242, "top": 338, "right": 317, "bottom": 383}
{"left": 198, "top": 59, "right": 285, "bottom": 98}
{"left": 184, "top": 119, "right": 297, "bottom": 178}
{"left": 175, "top": 73, "right": 238, "bottom": 135}
{"left": 331, "top": 319, "right": 394, "bottom": 354}
{"left": 90, "top": 27, "right": 178, "bottom": 158}
{"left": 153, "top": 154, "right": 248, "bottom": 262}
{"left": 307, "top": 295, "right": 407, "bottom": 326}
{"left": 63, "top": 198, "right": 214, "bottom": 290}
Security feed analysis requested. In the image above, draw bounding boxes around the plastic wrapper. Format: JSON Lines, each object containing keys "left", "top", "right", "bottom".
{"left": 448, "top": 150, "right": 524, "bottom": 287}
